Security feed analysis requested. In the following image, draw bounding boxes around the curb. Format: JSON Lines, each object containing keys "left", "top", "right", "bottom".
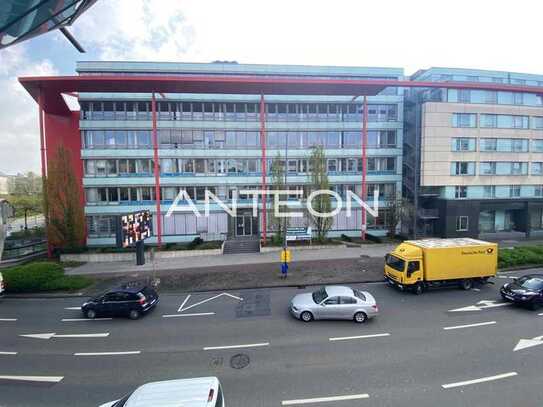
{"left": 497, "top": 265, "right": 543, "bottom": 273}
{"left": 4, "top": 292, "right": 87, "bottom": 299}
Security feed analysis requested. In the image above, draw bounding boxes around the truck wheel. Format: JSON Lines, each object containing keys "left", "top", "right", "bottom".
{"left": 460, "top": 279, "right": 473, "bottom": 291}
{"left": 413, "top": 283, "right": 424, "bottom": 295}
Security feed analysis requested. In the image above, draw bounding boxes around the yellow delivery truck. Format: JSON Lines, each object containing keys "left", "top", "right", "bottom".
{"left": 384, "top": 238, "right": 497, "bottom": 295}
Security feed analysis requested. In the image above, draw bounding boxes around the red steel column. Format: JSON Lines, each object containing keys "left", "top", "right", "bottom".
{"left": 38, "top": 90, "right": 52, "bottom": 258}
{"left": 151, "top": 93, "right": 162, "bottom": 247}
{"left": 259, "top": 94, "right": 267, "bottom": 244}
{"left": 361, "top": 96, "right": 368, "bottom": 241}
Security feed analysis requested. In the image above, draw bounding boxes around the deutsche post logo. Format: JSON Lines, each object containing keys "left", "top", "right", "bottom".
{"left": 486, "top": 248, "right": 494, "bottom": 254}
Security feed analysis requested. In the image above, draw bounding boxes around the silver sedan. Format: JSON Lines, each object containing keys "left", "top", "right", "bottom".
{"left": 289, "top": 285, "right": 379, "bottom": 323}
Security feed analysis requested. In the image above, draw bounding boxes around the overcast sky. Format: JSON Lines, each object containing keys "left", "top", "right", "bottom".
{"left": 1, "top": 0, "right": 543, "bottom": 174}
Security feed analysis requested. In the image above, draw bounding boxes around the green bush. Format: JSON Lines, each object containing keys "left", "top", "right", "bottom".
{"left": 2, "top": 262, "right": 92, "bottom": 293}
{"left": 187, "top": 237, "right": 204, "bottom": 250}
{"left": 498, "top": 245, "right": 543, "bottom": 269}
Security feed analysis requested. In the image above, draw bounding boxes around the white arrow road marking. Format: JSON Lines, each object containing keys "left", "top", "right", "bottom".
{"left": 20, "top": 333, "right": 109, "bottom": 340}
{"left": 442, "top": 372, "right": 517, "bottom": 389}
{"left": 282, "top": 393, "right": 370, "bottom": 405}
{"left": 449, "top": 300, "right": 511, "bottom": 312}
{"left": 0, "top": 318, "right": 17, "bottom": 322}
{"left": 64, "top": 307, "right": 81, "bottom": 310}
{"left": 177, "top": 294, "right": 191, "bottom": 312}
{"left": 538, "top": 313, "right": 543, "bottom": 316}
{"left": 203, "top": 342, "right": 269, "bottom": 351}
{"left": 443, "top": 321, "right": 497, "bottom": 331}
{"left": 163, "top": 312, "right": 215, "bottom": 318}
{"left": 179, "top": 293, "right": 243, "bottom": 313}
{"left": 61, "top": 318, "right": 112, "bottom": 322}
{"left": 0, "top": 375, "right": 64, "bottom": 383}
{"left": 74, "top": 351, "right": 141, "bottom": 356}
{"left": 0, "top": 352, "right": 17, "bottom": 355}
{"left": 329, "top": 333, "right": 390, "bottom": 342}
{"left": 513, "top": 335, "right": 543, "bottom": 351}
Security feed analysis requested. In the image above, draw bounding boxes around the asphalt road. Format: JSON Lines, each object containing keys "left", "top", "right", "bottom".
{"left": 1, "top": 270, "right": 543, "bottom": 407}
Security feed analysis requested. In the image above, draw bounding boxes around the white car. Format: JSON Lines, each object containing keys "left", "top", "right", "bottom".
{"left": 99, "top": 377, "right": 225, "bottom": 407}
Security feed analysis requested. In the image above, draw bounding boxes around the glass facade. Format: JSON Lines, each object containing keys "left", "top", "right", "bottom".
{"left": 79, "top": 62, "right": 404, "bottom": 243}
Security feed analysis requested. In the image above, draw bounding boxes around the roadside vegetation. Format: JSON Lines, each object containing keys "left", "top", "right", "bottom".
{"left": 2, "top": 261, "right": 92, "bottom": 293}
{"left": 498, "top": 245, "right": 543, "bottom": 269}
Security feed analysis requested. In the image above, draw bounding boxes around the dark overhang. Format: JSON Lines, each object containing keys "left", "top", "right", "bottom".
{"left": 18, "top": 74, "right": 543, "bottom": 116}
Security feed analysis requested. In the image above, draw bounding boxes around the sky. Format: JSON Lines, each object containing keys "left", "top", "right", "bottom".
{"left": 1, "top": 0, "right": 543, "bottom": 174}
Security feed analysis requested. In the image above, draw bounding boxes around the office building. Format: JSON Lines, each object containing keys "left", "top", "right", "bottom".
{"left": 405, "top": 68, "right": 543, "bottom": 239}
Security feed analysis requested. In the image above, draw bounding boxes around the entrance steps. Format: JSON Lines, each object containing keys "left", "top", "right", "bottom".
{"left": 222, "top": 238, "right": 261, "bottom": 254}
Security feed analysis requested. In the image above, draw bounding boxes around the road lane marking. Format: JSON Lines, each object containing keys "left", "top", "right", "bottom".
{"left": 0, "top": 318, "right": 17, "bottom": 322}
{"left": 163, "top": 312, "right": 215, "bottom": 318}
{"left": 20, "top": 332, "right": 109, "bottom": 340}
{"left": 177, "top": 294, "right": 192, "bottom": 312}
{"left": 329, "top": 333, "right": 390, "bottom": 342}
{"left": 203, "top": 342, "right": 269, "bottom": 351}
{"left": 64, "top": 307, "right": 81, "bottom": 310}
{"left": 0, "top": 375, "right": 63, "bottom": 383}
{"left": 442, "top": 372, "right": 517, "bottom": 389}
{"left": 449, "top": 300, "right": 511, "bottom": 312}
{"left": 282, "top": 393, "right": 370, "bottom": 405}
{"left": 443, "top": 321, "right": 496, "bottom": 331}
{"left": 180, "top": 292, "right": 243, "bottom": 313}
{"left": 61, "top": 318, "right": 112, "bottom": 322}
{"left": 0, "top": 352, "right": 17, "bottom": 355}
{"left": 74, "top": 351, "right": 141, "bottom": 356}
{"left": 538, "top": 313, "right": 543, "bottom": 316}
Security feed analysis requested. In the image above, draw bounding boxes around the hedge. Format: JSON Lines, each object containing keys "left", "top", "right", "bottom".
{"left": 498, "top": 245, "right": 543, "bottom": 269}
{"left": 2, "top": 262, "right": 92, "bottom": 293}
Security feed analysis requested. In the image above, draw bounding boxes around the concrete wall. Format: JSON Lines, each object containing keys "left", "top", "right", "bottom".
{"left": 61, "top": 248, "right": 222, "bottom": 263}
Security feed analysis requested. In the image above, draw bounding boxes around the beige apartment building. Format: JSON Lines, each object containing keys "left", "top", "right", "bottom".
{"left": 405, "top": 68, "right": 543, "bottom": 239}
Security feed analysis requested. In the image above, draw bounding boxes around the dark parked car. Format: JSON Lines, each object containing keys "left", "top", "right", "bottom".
{"left": 500, "top": 274, "right": 543, "bottom": 310}
{"left": 81, "top": 283, "right": 159, "bottom": 320}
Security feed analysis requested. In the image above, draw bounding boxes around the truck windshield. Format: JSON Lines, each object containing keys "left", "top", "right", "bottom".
{"left": 386, "top": 254, "right": 405, "bottom": 272}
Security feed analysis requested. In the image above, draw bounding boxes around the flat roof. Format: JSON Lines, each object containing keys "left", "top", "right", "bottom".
{"left": 19, "top": 74, "right": 543, "bottom": 116}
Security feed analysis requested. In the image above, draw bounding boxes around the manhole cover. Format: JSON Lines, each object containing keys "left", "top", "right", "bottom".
{"left": 230, "top": 353, "right": 250, "bottom": 369}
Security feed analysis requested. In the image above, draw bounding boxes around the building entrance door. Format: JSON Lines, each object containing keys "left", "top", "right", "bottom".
{"left": 236, "top": 214, "right": 253, "bottom": 237}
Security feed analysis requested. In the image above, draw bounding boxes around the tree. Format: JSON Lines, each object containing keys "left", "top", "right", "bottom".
{"left": 7, "top": 172, "right": 42, "bottom": 196}
{"left": 307, "top": 145, "right": 333, "bottom": 241}
{"left": 5, "top": 172, "right": 43, "bottom": 229}
{"left": 386, "top": 198, "right": 415, "bottom": 238}
{"left": 270, "top": 152, "right": 288, "bottom": 244}
{"left": 45, "top": 145, "right": 85, "bottom": 250}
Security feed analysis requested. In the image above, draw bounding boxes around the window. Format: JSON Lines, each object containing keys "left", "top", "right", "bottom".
{"left": 484, "top": 91, "right": 498, "bottom": 104}
{"left": 456, "top": 216, "right": 469, "bottom": 231}
{"left": 533, "top": 163, "right": 543, "bottom": 175}
{"left": 509, "top": 185, "right": 521, "bottom": 198}
{"left": 451, "top": 162, "right": 475, "bottom": 176}
{"left": 455, "top": 186, "right": 467, "bottom": 199}
{"left": 483, "top": 185, "right": 496, "bottom": 198}
{"left": 511, "top": 139, "right": 528, "bottom": 152}
{"left": 452, "top": 113, "right": 476, "bottom": 128}
{"left": 480, "top": 162, "right": 496, "bottom": 175}
{"left": 535, "top": 186, "right": 543, "bottom": 197}
{"left": 327, "top": 159, "right": 337, "bottom": 173}
{"left": 324, "top": 297, "right": 339, "bottom": 305}
{"left": 533, "top": 140, "right": 543, "bottom": 152}
{"left": 339, "top": 296, "right": 356, "bottom": 305}
{"left": 457, "top": 89, "right": 471, "bottom": 103}
{"left": 533, "top": 117, "right": 543, "bottom": 129}
{"left": 480, "top": 138, "right": 497, "bottom": 152}
{"left": 452, "top": 137, "right": 476, "bottom": 152}
{"left": 480, "top": 114, "right": 497, "bottom": 128}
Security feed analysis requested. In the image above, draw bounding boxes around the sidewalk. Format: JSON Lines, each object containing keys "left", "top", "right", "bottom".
{"left": 66, "top": 244, "right": 397, "bottom": 276}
